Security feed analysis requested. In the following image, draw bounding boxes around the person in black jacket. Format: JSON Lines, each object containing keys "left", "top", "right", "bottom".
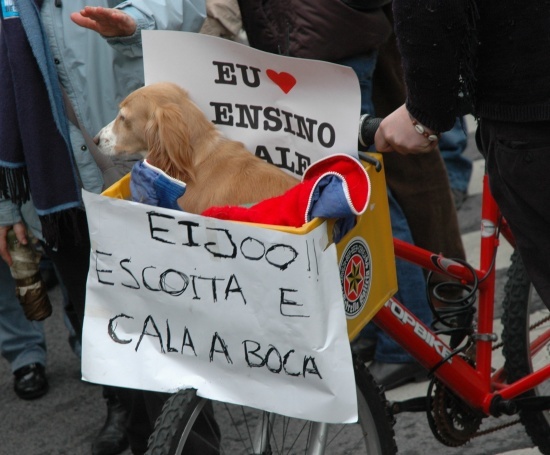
{"left": 375, "top": 1, "right": 550, "bottom": 312}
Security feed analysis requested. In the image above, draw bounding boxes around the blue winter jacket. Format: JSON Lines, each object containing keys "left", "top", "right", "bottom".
{"left": 0, "top": 0, "right": 206, "bottom": 240}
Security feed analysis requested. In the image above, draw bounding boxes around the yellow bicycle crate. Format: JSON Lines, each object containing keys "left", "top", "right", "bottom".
{"left": 335, "top": 154, "right": 397, "bottom": 340}
{"left": 102, "top": 153, "right": 397, "bottom": 341}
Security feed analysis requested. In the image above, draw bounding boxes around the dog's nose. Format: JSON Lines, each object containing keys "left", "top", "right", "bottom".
{"left": 93, "top": 134, "right": 100, "bottom": 145}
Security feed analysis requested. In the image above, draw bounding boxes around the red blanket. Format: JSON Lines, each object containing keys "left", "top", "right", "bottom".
{"left": 202, "top": 154, "right": 370, "bottom": 232}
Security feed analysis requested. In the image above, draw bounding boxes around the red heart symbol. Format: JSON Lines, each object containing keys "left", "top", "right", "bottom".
{"left": 266, "top": 69, "right": 297, "bottom": 94}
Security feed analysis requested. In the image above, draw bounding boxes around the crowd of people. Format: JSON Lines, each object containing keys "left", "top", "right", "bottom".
{"left": 2, "top": 0, "right": 547, "bottom": 454}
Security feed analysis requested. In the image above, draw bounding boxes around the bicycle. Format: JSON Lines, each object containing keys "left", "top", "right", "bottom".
{"left": 140, "top": 115, "right": 550, "bottom": 455}
{"left": 358, "top": 117, "right": 550, "bottom": 453}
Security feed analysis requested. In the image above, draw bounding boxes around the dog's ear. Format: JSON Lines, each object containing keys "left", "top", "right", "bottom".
{"left": 145, "top": 104, "right": 196, "bottom": 183}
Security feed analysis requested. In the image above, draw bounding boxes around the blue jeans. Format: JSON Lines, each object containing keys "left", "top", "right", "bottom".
{"left": 440, "top": 117, "right": 472, "bottom": 193}
{"left": 339, "top": 53, "right": 432, "bottom": 363}
{"left": 338, "top": 53, "right": 378, "bottom": 119}
{"left": 0, "top": 259, "right": 47, "bottom": 372}
{"left": 360, "top": 189, "right": 431, "bottom": 363}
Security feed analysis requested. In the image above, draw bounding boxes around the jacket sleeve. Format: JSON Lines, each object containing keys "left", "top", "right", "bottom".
{"left": 393, "top": 0, "right": 470, "bottom": 132}
{"left": 0, "top": 199, "right": 22, "bottom": 227}
{"left": 0, "top": 198, "right": 47, "bottom": 241}
{"left": 106, "top": 0, "right": 207, "bottom": 56}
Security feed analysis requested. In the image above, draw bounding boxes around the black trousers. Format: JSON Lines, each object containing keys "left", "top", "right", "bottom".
{"left": 479, "top": 118, "right": 550, "bottom": 309}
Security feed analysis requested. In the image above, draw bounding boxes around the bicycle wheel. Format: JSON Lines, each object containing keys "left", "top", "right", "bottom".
{"left": 145, "top": 359, "right": 397, "bottom": 455}
{"left": 501, "top": 250, "right": 550, "bottom": 454}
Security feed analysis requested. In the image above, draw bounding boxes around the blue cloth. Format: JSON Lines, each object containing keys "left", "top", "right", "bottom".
{"left": 440, "top": 117, "right": 472, "bottom": 193}
{"left": 340, "top": 53, "right": 433, "bottom": 363}
{"left": 130, "top": 160, "right": 186, "bottom": 211}
{"left": 309, "top": 175, "right": 357, "bottom": 220}
{"left": 0, "top": 260, "right": 46, "bottom": 372}
{"left": 304, "top": 154, "right": 369, "bottom": 241}
{"left": 309, "top": 175, "right": 357, "bottom": 242}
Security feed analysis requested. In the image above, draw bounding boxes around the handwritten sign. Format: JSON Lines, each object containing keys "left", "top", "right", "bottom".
{"left": 142, "top": 31, "right": 361, "bottom": 174}
{"left": 82, "top": 191, "right": 357, "bottom": 423}
{"left": 82, "top": 31, "right": 362, "bottom": 423}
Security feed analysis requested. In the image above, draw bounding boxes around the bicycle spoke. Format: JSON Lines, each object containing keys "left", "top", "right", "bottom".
{"left": 221, "top": 403, "right": 252, "bottom": 451}
{"left": 147, "top": 376, "right": 396, "bottom": 455}
{"left": 325, "top": 424, "right": 345, "bottom": 447}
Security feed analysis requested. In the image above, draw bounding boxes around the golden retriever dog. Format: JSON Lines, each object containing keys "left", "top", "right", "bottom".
{"left": 95, "top": 82, "right": 299, "bottom": 213}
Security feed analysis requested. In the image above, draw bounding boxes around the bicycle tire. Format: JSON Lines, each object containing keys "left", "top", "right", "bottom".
{"left": 145, "top": 358, "right": 397, "bottom": 455}
{"left": 501, "top": 249, "right": 550, "bottom": 454}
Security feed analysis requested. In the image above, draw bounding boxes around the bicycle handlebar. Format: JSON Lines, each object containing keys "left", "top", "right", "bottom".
{"left": 357, "top": 114, "right": 383, "bottom": 172}
{"left": 358, "top": 114, "right": 382, "bottom": 151}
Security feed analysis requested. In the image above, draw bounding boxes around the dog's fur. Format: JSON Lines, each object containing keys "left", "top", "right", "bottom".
{"left": 95, "top": 82, "right": 299, "bottom": 213}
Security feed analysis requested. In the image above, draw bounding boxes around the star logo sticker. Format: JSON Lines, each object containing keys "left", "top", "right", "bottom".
{"left": 344, "top": 255, "right": 365, "bottom": 301}
{"left": 339, "top": 239, "right": 372, "bottom": 318}
{"left": 346, "top": 261, "right": 363, "bottom": 296}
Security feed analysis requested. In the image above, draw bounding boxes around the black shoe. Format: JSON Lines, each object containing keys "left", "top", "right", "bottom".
{"left": 351, "top": 337, "right": 376, "bottom": 363}
{"left": 92, "top": 397, "right": 130, "bottom": 455}
{"left": 368, "top": 360, "right": 428, "bottom": 391}
{"left": 13, "top": 363, "right": 49, "bottom": 400}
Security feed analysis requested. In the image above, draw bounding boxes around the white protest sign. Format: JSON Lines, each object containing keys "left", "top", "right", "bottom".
{"left": 82, "top": 190, "right": 357, "bottom": 423}
{"left": 142, "top": 31, "right": 361, "bottom": 176}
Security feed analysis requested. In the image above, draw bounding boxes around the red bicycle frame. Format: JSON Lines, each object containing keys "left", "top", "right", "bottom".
{"left": 371, "top": 174, "right": 550, "bottom": 415}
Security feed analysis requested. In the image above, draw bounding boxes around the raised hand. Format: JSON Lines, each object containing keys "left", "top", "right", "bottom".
{"left": 70, "top": 6, "right": 137, "bottom": 37}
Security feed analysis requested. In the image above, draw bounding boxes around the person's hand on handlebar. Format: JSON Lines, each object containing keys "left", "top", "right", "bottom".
{"left": 374, "top": 104, "right": 440, "bottom": 155}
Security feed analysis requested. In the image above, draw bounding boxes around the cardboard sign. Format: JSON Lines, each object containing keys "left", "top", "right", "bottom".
{"left": 142, "top": 31, "right": 361, "bottom": 172}
{"left": 82, "top": 191, "right": 357, "bottom": 423}
{"left": 82, "top": 32, "right": 364, "bottom": 423}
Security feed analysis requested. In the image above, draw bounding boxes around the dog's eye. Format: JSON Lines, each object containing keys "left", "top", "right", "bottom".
{"left": 118, "top": 114, "right": 126, "bottom": 122}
